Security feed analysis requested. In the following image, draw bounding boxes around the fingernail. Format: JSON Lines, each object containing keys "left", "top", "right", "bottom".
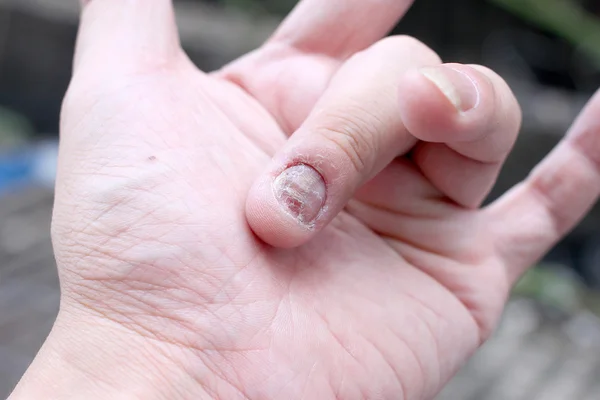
{"left": 420, "top": 66, "right": 479, "bottom": 112}
{"left": 273, "top": 164, "right": 326, "bottom": 225}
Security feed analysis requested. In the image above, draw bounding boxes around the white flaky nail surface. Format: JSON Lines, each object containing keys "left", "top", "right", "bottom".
{"left": 273, "top": 164, "right": 326, "bottom": 225}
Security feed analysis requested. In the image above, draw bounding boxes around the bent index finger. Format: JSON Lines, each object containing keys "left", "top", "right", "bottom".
{"left": 400, "top": 64, "right": 522, "bottom": 207}
{"left": 269, "top": 0, "right": 415, "bottom": 59}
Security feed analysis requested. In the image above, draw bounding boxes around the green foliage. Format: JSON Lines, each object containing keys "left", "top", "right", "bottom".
{"left": 514, "top": 264, "right": 600, "bottom": 317}
{"left": 0, "top": 106, "right": 33, "bottom": 147}
{"left": 514, "top": 265, "right": 584, "bottom": 313}
{"left": 490, "top": 0, "right": 600, "bottom": 68}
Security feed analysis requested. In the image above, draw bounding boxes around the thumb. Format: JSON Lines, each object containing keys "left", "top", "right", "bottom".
{"left": 245, "top": 37, "right": 441, "bottom": 248}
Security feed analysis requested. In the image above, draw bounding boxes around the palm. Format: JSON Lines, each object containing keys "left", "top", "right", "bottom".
{"left": 54, "top": 48, "right": 502, "bottom": 398}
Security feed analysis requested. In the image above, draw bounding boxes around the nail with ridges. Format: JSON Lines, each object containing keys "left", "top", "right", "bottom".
{"left": 273, "top": 164, "right": 326, "bottom": 225}
{"left": 420, "top": 66, "right": 479, "bottom": 112}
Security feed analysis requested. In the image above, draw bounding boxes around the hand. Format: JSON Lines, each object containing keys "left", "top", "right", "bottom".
{"left": 10, "top": 0, "right": 600, "bottom": 399}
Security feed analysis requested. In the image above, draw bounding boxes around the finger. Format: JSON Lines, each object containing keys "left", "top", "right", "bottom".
{"left": 269, "top": 0, "right": 415, "bottom": 59}
{"left": 246, "top": 36, "right": 441, "bottom": 248}
{"left": 488, "top": 89, "right": 600, "bottom": 283}
{"left": 74, "top": 0, "right": 181, "bottom": 75}
{"left": 401, "top": 64, "right": 522, "bottom": 208}
{"left": 220, "top": 0, "right": 415, "bottom": 135}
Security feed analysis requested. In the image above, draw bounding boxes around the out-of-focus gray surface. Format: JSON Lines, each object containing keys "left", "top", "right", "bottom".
{"left": 437, "top": 299, "right": 600, "bottom": 400}
{"left": 0, "top": 187, "right": 57, "bottom": 397}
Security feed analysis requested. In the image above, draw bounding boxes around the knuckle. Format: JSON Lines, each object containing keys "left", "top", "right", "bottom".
{"left": 315, "top": 106, "right": 381, "bottom": 173}
{"left": 374, "top": 35, "right": 442, "bottom": 64}
{"left": 381, "top": 34, "right": 424, "bottom": 49}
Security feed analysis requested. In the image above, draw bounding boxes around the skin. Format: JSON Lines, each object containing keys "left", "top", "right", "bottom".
{"left": 8, "top": 0, "right": 600, "bottom": 399}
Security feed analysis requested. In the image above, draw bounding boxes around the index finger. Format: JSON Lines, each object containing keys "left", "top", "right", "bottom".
{"left": 269, "top": 0, "right": 415, "bottom": 59}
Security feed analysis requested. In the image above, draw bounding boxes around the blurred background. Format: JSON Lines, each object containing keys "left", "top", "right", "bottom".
{"left": 1, "top": 0, "right": 600, "bottom": 398}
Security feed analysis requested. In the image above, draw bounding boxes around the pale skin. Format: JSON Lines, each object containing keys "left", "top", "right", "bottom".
{"left": 8, "top": 0, "right": 600, "bottom": 399}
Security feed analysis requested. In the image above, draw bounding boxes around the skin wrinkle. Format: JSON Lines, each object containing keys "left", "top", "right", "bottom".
{"left": 69, "top": 282, "right": 175, "bottom": 345}
{"left": 361, "top": 333, "right": 409, "bottom": 400}
{"left": 313, "top": 106, "right": 382, "bottom": 175}
{"left": 202, "top": 351, "right": 253, "bottom": 399}
{"left": 299, "top": 361, "right": 320, "bottom": 400}
{"left": 395, "top": 292, "right": 443, "bottom": 384}
{"left": 206, "top": 362, "right": 254, "bottom": 400}
{"left": 490, "top": 183, "right": 563, "bottom": 283}
{"left": 59, "top": 150, "right": 233, "bottom": 263}
{"left": 571, "top": 131, "right": 600, "bottom": 172}
{"left": 385, "top": 326, "right": 425, "bottom": 400}
{"left": 71, "top": 188, "right": 161, "bottom": 238}
{"left": 63, "top": 218, "right": 169, "bottom": 276}
{"left": 312, "top": 307, "right": 361, "bottom": 364}
{"left": 526, "top": 141, "right": 600, "bottom": 237}
{"left": 350, "top": 194, "right": 460, "bottom": 220}
{"left": 208, "top": 261, "right": 256, "bottom": 306}
{"left": 289, "top": 224, "right": 413, "bottom": 398}
{"left": 60, "top": 234, "right": 233, "bottom": 347}
{"left": 332, "top": 355, "right": 348, "bottom": 400}
{"left": 274, "top": 290, "right": 343, "bottom": 399}
{"left": 263, "top": 339, "right": 334, "bottom": 400}
{"left": 346, "top": 201, "right": 474, "bottom": 260}
{"left": 388, "top": 239, "right": 499, "bottom": 343}
{"left": 127, "top": 329, "right": 254, "bottom": 400}
{"left": 267, "top": 367, "right": 302, "bottom": 400}
{"left": 60, "top": 192, "right": 290, "bottom": 386}
{"left": 524, "top": 180, "right": 564, "bottom": 239}
{"left": 368, "top": 196, "right": 456, "bottom": 220}
{"left": 392, "top": 295, "right": 443, "bottom": 398}
{"left": 313, "top": 311, "right": 386, "bottom": 400}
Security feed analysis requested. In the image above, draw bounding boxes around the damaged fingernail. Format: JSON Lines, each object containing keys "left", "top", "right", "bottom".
{"left": 273, "top": 164, "right": 326, "bottom": 225}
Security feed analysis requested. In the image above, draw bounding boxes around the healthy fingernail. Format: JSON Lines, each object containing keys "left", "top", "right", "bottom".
{"left": 420, "top": 66, "right": 479, "bottom": 112}
{"left": 273, "top": 164, "right": 326, "bottom": 225}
